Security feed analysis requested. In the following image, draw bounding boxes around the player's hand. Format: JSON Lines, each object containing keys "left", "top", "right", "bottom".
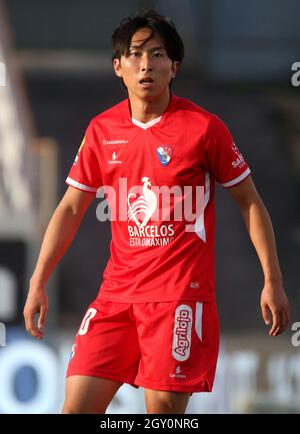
{"left": 23, "top": 284, "right": 48, "bottom": 340}
{"left": 260, "top": 281, "right": 289, "bottom": 336}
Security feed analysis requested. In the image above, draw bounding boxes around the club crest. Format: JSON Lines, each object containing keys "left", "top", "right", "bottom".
{"left": 156, "top": 145, "right": 173, "bottom": 166}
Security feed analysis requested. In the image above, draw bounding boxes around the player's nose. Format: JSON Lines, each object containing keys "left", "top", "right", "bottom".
{"left": 140, "top": 53, "right": 153, "bottom": 72}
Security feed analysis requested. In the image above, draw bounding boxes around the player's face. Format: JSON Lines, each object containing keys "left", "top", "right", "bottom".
{"left": 113, "top": 28, "right": 179, "bottom": 103}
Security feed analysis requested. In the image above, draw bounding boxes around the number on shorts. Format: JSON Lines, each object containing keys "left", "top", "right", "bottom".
{"left": 78, "top": 307, "right": 97, "bottom": 335}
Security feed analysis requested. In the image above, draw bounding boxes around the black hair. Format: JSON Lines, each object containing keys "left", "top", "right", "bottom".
{"left": 112, "top": 9, "right": 184, "bottom": 64}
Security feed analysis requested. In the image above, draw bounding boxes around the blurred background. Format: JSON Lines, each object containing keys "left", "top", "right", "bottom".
{"left": 0, "top": 0, "right": 299, "bottom": 414}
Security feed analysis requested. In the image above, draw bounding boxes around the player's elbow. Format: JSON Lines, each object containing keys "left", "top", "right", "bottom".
{"left": 55, "top": 200, "right": 84, "bottom": 222}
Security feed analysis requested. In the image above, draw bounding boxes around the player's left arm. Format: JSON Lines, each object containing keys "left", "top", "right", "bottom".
{"left": 228, "top": 175, "right": 290, "bottom": 336}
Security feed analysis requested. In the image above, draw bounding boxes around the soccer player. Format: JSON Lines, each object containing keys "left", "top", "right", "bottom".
{"left": 23, "top": 10, "right": 289, "bottom": 414}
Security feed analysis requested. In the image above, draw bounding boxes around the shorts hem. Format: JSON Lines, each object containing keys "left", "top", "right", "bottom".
{"left": 134, "top": 378, "right": 212, "bottom": 393}
{"left": 66, "top": 369, "right": 139, "bottom": 389}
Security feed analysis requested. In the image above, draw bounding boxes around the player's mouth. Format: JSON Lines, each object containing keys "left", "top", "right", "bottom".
{"left": 139, "top": 77, "right": 154, "bottom": 88}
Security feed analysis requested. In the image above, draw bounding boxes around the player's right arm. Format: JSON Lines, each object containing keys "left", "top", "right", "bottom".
{"left": 24, "top": 186, "right": 95, "bottom": 340}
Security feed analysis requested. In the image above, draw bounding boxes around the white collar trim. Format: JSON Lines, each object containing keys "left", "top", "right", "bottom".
{"left": 131, "top": 116, "right": 162, "bottom": 130}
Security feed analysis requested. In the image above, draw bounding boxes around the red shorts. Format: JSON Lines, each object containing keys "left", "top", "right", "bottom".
{"left": 66, "top": 298, "right": 220, "bottom": 393}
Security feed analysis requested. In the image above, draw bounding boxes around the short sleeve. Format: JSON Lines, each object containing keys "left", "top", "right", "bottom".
{"left": 66, "top": 121, "right": 103, "bottom": 193}
{"left": 204, "top": 115, "right": 251, "bottom": 188}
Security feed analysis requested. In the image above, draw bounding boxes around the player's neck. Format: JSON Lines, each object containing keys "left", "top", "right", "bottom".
{"left": 128, "top": 90, "right": 171, "bottom": 124}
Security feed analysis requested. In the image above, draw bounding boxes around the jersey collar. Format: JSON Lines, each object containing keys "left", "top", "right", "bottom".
{"left": 131, "top": 116, "right": 162, "bottom": 130}
{"left": 128, "top": 93, "right": 176, "bottom": 130}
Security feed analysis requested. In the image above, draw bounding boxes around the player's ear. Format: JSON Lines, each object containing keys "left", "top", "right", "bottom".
{"left": 113, "top": 58, "right": 122, "bottom": 78}
{"left": 171, "top": 61, "right": 180, "bottom": 79}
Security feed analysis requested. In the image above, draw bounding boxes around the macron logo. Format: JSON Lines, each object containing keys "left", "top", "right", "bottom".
{"left": 108, "top": 151, "right": 122, "bottom": 165}
{"left": 170, "top": 364, "right": 186, "bottom": 379}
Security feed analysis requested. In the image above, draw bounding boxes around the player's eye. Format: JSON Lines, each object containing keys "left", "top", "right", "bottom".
{"left": 130, "top": 51, "right": 141, "bottom": 57}
{"left": 152, "top": 51, "right": 163, "bottom": 57}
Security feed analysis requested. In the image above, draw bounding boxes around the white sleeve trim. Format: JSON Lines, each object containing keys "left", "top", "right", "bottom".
{"left": 66, "top": 176, "right": 98, "bottom": 192}
{"left": 221, "top": 168, "right": 251, "bottom": 188}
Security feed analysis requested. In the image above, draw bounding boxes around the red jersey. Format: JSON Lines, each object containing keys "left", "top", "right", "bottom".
{"left": 66, "top": 94, "right": 251, "bottom": 302}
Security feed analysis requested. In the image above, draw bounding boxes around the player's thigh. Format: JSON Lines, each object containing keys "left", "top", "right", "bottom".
{"left": 62, "top": 375, "right": 123, "bottom": 414}
{"left": 144, "top": 388, "right": 190, "bottom": 414}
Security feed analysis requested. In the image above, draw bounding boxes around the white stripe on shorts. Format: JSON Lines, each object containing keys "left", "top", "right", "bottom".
{"left": 195, "top": 302, "right": 203, "bottom": 341}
